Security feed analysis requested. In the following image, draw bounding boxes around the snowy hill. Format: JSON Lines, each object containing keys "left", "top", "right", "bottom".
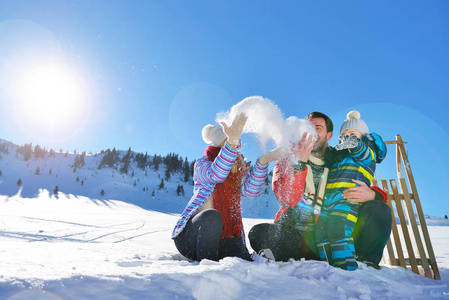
{"left": 423, "top": 215, "right": 449, "bottom": 226}
{"left": 0, "top": 191, "right": 448, "bottom": 299}
{"left": 0, "top": 139, "right": 280, "bottom": 219}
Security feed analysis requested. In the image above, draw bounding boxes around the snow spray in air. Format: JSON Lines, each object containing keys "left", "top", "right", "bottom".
{"left": 216, "top": 96, "right": 317, "bottom": 150}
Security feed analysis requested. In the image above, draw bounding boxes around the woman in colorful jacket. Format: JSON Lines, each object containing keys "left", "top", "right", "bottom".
{"left": 172, "top": 113, "right": 287, "bottom": 261}
{"left": 315, "top": 110, "right": 387, "bottom": 270}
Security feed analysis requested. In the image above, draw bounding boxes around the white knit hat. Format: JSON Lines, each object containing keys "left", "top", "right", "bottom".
{"left": 340, "top": 110, "right": 369, "bottom": 136}
{"left": 202, "top": 124, "right": 227, "bottom": 146}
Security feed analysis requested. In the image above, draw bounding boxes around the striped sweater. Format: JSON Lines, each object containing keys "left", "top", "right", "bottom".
{"left": 171, "top": 142, "right": 269, "bottom": 239}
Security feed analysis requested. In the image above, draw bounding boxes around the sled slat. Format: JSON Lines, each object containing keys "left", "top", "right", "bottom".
{"left": 398, "top": 178, "right": 432, "bottom": 278}
{"left": 396, "top": 136, "right": 441, "bottom": 280}
{"left": 379, "top": 180, "right": 396, "bottom": 265}
{"left": 389, "top": 179, "right": 419, "bottom": 274}
{"left": 381, "top": 180, "right": 406, "bottom": 268}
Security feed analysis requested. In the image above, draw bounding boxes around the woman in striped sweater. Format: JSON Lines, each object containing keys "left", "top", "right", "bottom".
{"left": 172, "top": 113, "right": 286, "bottom": 261}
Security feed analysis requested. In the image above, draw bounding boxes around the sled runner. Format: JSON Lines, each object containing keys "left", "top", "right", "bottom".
{"left": 374, "top": 135, "right": 440, "bottom": 280}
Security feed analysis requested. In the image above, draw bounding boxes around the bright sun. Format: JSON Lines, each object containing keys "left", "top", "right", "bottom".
{"left": 13, "top": 64, "right": 91, "bottom": 141}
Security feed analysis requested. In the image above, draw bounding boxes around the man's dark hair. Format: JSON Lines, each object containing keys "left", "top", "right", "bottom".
{"left": 307, "top": 111, "right": 334, "bottom": 133}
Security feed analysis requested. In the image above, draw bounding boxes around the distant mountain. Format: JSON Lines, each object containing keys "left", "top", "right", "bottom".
{"left": 421, "top": 215, "right": 449, "bottom": 226}
{"left": 0, "top": 139, "right": 280, "bottom": 219}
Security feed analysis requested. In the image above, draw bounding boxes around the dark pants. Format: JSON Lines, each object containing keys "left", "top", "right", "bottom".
{"left": 353, "top": 201, "right": 393, "bottom": 265}
{"left": 249, "top": 201, "right": 392, "bottom": 265}
{"left": 173, "top": 209, "right": 251, "bottom": 261}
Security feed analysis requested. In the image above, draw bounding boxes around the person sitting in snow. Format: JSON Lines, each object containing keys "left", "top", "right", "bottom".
{"left": 249, "top": 111, "right": 391, "bottom": 269}
{"left": 315, "top": 110, "right": 387, "bottom": 270}
{"left": 171, "top": 113, "right": 287, "bottom": 261}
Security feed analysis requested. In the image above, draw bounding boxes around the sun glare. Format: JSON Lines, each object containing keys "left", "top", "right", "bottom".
{"left": 13, "top": 64, "right": 91, "bottom": 141}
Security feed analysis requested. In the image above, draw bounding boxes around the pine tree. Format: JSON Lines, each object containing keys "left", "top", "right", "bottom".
{"left": 17, "top": 178, "right": 22, "bottom": 186}
{"left": 180, "top": 185, "right": 185, "bottom": 196}
{"left": 100, "top": 189, "right": 105, "bottom": 196}
{"left": 165, "top": 167, "right": 171, "bottom": 181}
{"left": 120, "top": 148, "right": 132, "bottom": 174}
{"left": 183, "top": 158, "right": 190, "bottom": 183}
{"left": 17, "top": 143, "right": 32, "bottom": 161}
{"left": 35, "top": 167, "right": 41, "bottom": 175}
{"left": 190, "top": 160, "right": 196, "bottom": 177}
{"left": 54, "top": 185, "right": 59, "bottom": 195}
{"left": 153, "top": 154, "right": 161, "bottom": 171}
{"left": 34, "top": 144, "right": 46, "bottom": 159}
{"left": 98, "top": 148, "right": 120, "bottom": 169}
{"left": 158, "top": 178, "right": 164, "bottom": 190}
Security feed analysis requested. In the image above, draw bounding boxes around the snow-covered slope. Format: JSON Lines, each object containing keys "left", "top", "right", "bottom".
{"left": 2, "top": 138, "right": 448, "bottom": 225}
{"left": 0, "top": 139, "right": 280, "bottom": 219}
{"left": 0, "top": 191, "right": 448, "bottom": 299}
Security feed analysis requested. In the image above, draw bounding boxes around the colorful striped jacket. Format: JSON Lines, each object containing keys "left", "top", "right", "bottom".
{"left": 323, "top": 133, "right": 387, "bottom": 208}
{"left": 171, "top": 142, "right": 269, "bottom": 239}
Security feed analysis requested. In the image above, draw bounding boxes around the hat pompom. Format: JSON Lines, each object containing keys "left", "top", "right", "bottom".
{"left": 202, "top": 124, "right": 215, "bottom": 144}
{"left": 201, "top": 124, "right": 227, "bottom": 146}
{"left": 346, "top": 110, "right": 361, "bottom": 120}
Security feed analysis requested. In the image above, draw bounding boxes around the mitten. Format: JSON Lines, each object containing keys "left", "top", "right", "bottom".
{"left": 220, "top": 113, "right": 247, "bottom": 145}
{"left": 258, "top": 146, "right": 290, "bottom": 166}
{"left": 336, "top": 134, "right": 361, "bottom": 150}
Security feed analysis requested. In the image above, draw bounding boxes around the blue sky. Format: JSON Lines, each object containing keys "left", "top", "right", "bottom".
{"left": 0, "top": 1, "right": 448, "bottom": 217}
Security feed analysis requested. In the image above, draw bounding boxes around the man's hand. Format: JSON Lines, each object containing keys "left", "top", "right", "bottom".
{"left": 292, "top": 132, "right": 315, "bottom": 162}
{"left": 342, "top": 179, "right": 376, "bottom": 203}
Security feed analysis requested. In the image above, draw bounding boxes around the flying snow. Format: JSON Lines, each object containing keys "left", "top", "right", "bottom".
{"left": 216, "top": 96, "right": 316, "bottom": 150}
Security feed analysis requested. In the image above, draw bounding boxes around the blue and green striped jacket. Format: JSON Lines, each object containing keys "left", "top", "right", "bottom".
{"left": 323, "top": 133, "right": 386, "bottom": 209}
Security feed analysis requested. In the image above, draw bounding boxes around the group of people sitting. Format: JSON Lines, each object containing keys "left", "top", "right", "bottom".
{"left": 171, "top": 110, "right": 392, "bottom": 270}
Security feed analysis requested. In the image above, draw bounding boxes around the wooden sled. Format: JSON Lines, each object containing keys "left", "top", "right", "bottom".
{"left": 374, "top": 135, "right": 440, "bottom": 280}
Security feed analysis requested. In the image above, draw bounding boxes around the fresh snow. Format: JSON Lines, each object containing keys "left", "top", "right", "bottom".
{"left": 0, "top": 192, "right": 448, "bottom": 300}
{"left": 1, "top": 139, "right": 449, "bottom": 299}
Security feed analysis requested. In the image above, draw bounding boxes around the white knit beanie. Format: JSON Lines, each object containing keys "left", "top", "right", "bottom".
{"left": 202, "top": 124, "right": 227, "bottom": 146}
{"left": 340, "top": 110, "right": 369, "bottom": 136}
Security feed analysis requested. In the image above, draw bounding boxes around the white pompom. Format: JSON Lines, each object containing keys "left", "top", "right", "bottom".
{"left": 202, "top": 124, "right": 214, "bottom": 144}
{"left": 346, "top": 110, "right": 361, "bottom": 120}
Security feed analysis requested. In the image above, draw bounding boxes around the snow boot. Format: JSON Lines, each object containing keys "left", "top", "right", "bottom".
{"left": 331, "top": 240, "right": 358, "bottom": 270}
{"left": 251, "top": 248, "right": 275, "bottom": 264}
{"left": 317, "top": 241, "right": 333, "bottom": 265}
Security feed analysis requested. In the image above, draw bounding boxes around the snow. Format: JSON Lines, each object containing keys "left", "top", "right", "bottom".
{"left": 216, "top": 96, "right": 316, "bottom": 150}
{"left": 1, "top": 139, "right": 449, "bottom": 299}
{"left": 0, "top": 192, "right": 448, "bottom": 300}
